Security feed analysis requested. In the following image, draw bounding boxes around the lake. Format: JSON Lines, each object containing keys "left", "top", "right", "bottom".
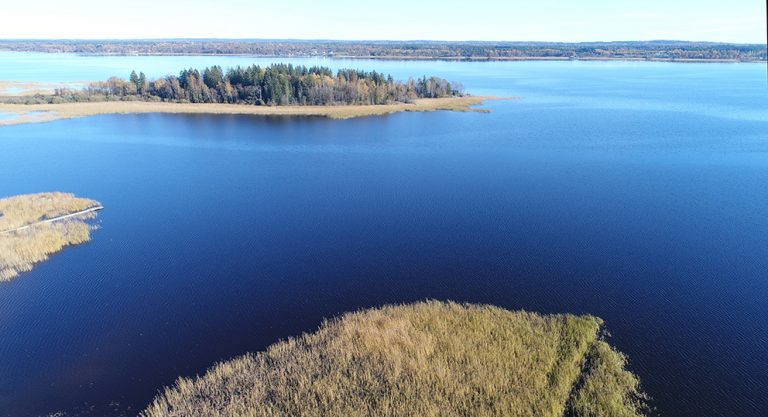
{"left": 0, "top": 53, "right": 767, "bottom": 416}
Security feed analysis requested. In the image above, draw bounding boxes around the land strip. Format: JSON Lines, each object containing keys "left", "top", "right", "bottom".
{"left": 0, "top": 96, "right": 499, "bottom": 125}
{"left": 0, "top": 81, "right": 84, "bottom": 96}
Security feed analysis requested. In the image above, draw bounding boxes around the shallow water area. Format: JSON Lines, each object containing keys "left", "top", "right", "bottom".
{"left": 0, "top": 111, "right": 51, "bottom": 125}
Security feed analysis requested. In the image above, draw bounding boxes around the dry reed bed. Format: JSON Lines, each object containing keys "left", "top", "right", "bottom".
{"left": 0, "top": 96, "right": 496, "bottom": 126}
{"left": 0, "top": 193, "right": 101, "bottom": 281}
{"left": 0, "top": 81, "right": 83, "bottom": 96}
{"left": 142, "top": 301, "right": 645, "bottom": 417}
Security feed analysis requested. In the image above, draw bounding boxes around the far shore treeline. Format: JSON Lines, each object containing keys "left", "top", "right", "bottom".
{"left": 1, "top": 39, "right": 765, "bottom": 61}
{"left": 8, "top": 64, "right": 464, "bottom": 106}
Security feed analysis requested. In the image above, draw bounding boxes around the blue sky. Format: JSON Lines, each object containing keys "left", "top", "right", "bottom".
{"left": 2, "top": 0, "right": 765, "bottom": 43}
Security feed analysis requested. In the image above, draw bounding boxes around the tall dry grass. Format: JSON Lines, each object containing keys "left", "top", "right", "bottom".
{"left": 142, "top": 301, "right": 645, "bottom": 417}
{"left": 568, "top": 341, "right": 648, "bottom": 417}
{"left": 0, "top": 193, "right": 101, "bottom": 281}
{"left": 0, "top": 192, "right": 99, "bottom": 231}
{"left": 0, "top": 96, "right": 496, "bottom": 126}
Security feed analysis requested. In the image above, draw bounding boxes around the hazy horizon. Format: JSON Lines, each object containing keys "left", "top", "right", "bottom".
{"left": 2, "top": 0, "right": 765, "bottom": 44}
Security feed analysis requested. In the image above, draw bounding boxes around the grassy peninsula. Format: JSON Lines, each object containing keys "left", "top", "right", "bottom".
{"left": 142, "top": 301, "right": 646, "bottom": 417}
{"left": 0, "top": 96, "right": 492, "bottom": 125}
{"left": 0, "top": 192, "right": 102, "bottom": 281}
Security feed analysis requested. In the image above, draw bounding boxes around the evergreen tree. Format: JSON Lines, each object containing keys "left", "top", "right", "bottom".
{"left": 138, "top": 72, "right": 147, "bottom": 94}
{"left": 129, "top": 70, "right": 140, "bottom": 91}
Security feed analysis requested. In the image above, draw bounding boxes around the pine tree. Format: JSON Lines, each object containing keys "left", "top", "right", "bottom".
{"left": 129, "top": 70, "right": 140, "bottom": 91}
{"left": 138, "top": 72, "right": 147, "bottom": 94}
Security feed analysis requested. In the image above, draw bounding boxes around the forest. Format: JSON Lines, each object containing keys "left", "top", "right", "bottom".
{"left": 1, "top": 40, "right": 764, "bottom": 61}
{"left": 19, "top": 64, "right": 463, "bottom": 106}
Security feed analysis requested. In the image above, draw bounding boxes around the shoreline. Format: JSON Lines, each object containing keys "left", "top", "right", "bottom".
{"left": 0, "top": 96, "right": 501, "bottom": 125}
{"left": 2, "top": 50, "right": 763, "bottom": 63}
{"left": 0, "top": 80, "right": 84, "bottom": 96}
{"left": 324, "top": 55, "right": 766, "bottom": 63}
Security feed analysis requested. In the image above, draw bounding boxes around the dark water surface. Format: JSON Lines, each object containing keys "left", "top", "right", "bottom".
{"left": 1, "top": 60, "right": 768, "bottom": 417}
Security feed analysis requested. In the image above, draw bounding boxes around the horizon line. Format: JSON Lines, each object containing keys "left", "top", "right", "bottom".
{"left": 0, "top": 38, "right": 765, "bottom": 46}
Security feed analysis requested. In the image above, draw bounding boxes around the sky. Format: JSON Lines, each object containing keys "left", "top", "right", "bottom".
{"left": 1, "top": 0, "right": 765, "bottom": 43}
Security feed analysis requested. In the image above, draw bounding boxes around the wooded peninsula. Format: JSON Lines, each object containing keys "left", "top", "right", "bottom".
{"left": 5, "top": 64, "right": 463, "bottom": 106}
{"left": 0, "top": 64, "right": 492, "bottom": 124}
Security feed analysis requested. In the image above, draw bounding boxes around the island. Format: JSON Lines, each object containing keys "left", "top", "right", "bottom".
{"left": 0, "top": 64, "right": 496, "bottom": 125}
{"left": 0, "top": 192, "right": 102, "bottom": 281}
{"left": 142, "top": 301, "right": 646, "bottom": 417}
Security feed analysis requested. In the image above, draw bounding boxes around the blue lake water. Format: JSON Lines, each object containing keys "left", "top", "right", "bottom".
{"left": 1, "top": 53, "right": 767, "bottom": 416}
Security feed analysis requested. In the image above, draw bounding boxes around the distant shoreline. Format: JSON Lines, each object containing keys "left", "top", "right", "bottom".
{"left": 1, "top": 39, "right": 764, "bottom": 62}
{"left": 1, "top": 50, "right": 764, "bottom": 63}
{"left": 0, "top": 96, "right": 500, "bottom": 126}
{"left": 333, "top": 55, "right": 766, "bottom": 63}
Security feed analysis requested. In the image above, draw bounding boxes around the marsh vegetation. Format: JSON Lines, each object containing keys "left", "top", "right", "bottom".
{"left": 142, "top": 301, "right": 645, "bottom": 417}
{"left": 0, "top": 96, "right": 492, "bottom": 126}
{"left": 0, "top": 81, "right": 82, "bottom": 96}
{"left": 0, "top": 192, "right": 101, "bottom": 281}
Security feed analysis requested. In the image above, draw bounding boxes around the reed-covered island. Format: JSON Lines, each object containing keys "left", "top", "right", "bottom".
{"left": 0, "top": 192, "right": 102, "bottom": 281}
{"left": 142, "top": 301, "right": 646, "bottom": 417}
{"left": 0, "top": 64, "right": 494, "bottom": 124}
